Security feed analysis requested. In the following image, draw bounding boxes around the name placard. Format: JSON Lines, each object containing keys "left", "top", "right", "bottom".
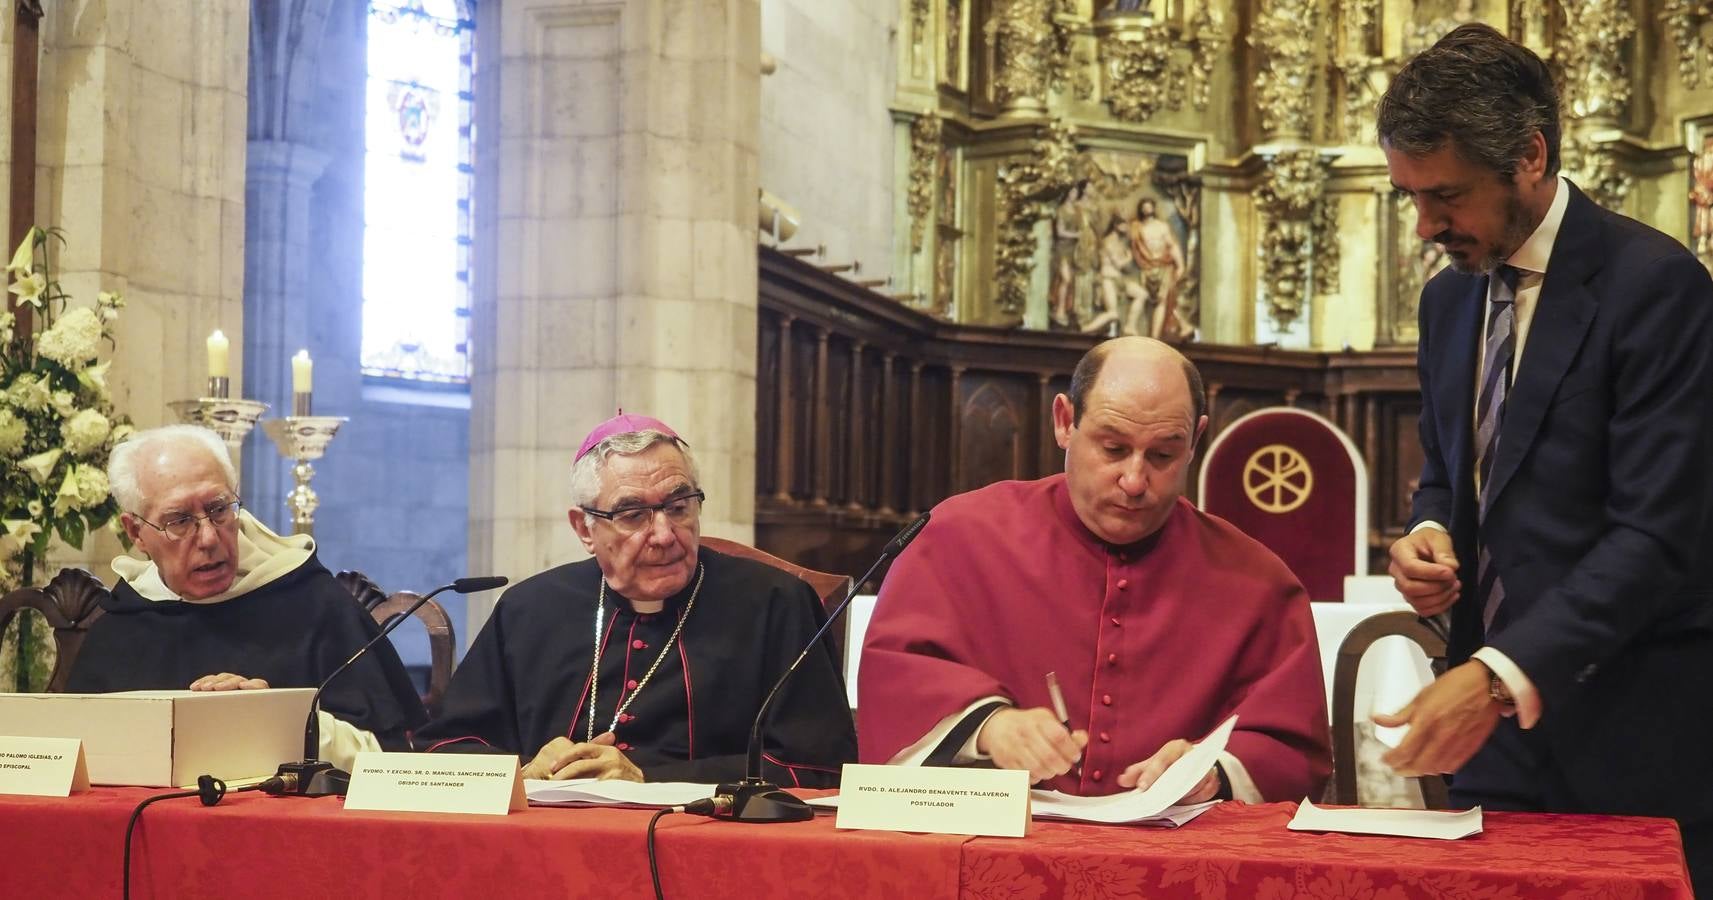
{"left": 344, "top": 752, "right": 525, "bottom": 816}
{"left": 0, "top": 736, "right": 90, "bottom": 797}
{"left": 835, "top": 764, "right": 1030, "bottom": 837}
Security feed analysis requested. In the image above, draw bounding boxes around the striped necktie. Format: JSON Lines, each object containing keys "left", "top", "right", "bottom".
{"left": 1477, "top": 265, "right": 1520, "bottom": 633}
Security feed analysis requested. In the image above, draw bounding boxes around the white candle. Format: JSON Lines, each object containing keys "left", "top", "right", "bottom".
{"left": 291, "top": 349, "right": 313, "bottom": 394}
{"left": 206, "top": 330, "right": 230, "bottom": 379}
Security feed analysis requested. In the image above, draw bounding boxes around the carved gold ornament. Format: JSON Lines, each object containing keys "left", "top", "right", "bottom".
{"left": 1244, "top": 444, "right": 1314, "bottom": 514}
{"left": 909, "top": 114, "right": 944, "bottom": 252}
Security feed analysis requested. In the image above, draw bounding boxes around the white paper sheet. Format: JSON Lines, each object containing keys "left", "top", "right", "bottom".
{"left": 804, "top": 793, "right": 1217, "bottom": 827}
{"left": 807, "top": 713, "right": 1238, "bottom": 828}
{"left": 1287, "top": 799, "right": 1483, "bottom": 840}
{"left": 524, "top": 778, "right": 719, "bottom": 808}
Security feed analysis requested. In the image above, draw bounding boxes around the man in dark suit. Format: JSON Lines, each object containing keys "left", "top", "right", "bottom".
{"left": 1376, "top": 23, "right": 1713, "bottom": 890}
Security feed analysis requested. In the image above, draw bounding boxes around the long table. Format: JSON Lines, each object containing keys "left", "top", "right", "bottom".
{"left": 0, "top": 789, "right": 1692, "bottom": 899}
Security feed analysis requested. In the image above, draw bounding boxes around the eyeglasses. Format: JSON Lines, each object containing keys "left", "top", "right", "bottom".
{"left": 135, "top": 498, "right": 242, "bottom": 541}
{"left": 581, "top": 491, "right": 705, "bottom": 534}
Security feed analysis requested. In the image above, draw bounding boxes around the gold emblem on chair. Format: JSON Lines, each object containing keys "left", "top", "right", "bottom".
{"left": 1243, "top": 444, "right": 1313, "bottom": 513}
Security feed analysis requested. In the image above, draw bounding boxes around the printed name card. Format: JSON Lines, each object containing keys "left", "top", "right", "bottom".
{"left": 344, "top": 752, "right": 525, "bottom": 816}
{"left": 835, "top": 764, "right": 1030, "bottom": 837}
{"left": 0, "top": 736, "right": 90, "bottom": 797}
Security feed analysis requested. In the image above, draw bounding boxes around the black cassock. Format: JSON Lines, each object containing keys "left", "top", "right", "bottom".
{"left": 66, "top": 555, "right": 427, "bottom": 749}
{"left": 414, "top": 547, "right": 856, "bottom": 786}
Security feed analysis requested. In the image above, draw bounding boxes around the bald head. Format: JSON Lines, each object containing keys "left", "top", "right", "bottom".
{"left": 1067, "top": 337, "right": 1206, "bottom": 430}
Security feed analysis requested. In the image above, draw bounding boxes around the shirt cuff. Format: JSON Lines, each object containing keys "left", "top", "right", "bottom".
{"left": 1217, "top": 751, "right": 1263, "bottom": 803}
{"left": 318, "top": 710, "right": 383, "bottom": 771}
{"left": 887, "top": 696, "right": 1011, "bottom": 766}
{"left": 1471, "top": 647, "right": 1542, "bottom": 729}
{"left": 1410, "top": 520, "right": 1448, "bottom": 534}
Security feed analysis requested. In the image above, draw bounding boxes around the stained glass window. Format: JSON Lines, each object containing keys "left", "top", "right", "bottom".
{"left": 362, "top": 0, "right": 475, "bottom": 383}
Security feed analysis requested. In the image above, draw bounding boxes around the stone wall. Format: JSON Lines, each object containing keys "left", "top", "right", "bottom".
{"left": 759, "top": 0, "right": 897, "bottom": 277}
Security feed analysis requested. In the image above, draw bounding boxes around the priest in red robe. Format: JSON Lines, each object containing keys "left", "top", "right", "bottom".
{"left": 859, "top": 337, "right": 1330, "bottom": 803}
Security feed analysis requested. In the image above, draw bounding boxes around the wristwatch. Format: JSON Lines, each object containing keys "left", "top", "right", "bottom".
{"left": 1487, "top": 672, "right": 1516, "bottom": 710}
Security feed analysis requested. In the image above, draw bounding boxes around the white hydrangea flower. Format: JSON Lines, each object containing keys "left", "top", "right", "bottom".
{"left": 74, "top": 464, "right": 111, "bottom": 509}
{"left": 61, "top": 408, "right": 112, "bottom": 456}
{"left": 36, "top": 307, "right": 104, "bottom": 365}
{"left": 51, "top": 390, "right": 78, "bottom": 418}
{"left": 0, "top": 310, "right": 13, "bottom": 345}
{"left": 0, "top": 409, "right": 25, "bottom": 457}
{"left": 6, "top": 374, "right": 52, "bottom": 412}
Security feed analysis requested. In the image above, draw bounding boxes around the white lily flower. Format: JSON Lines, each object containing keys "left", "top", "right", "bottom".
{"left": 54, "top": 469, "right": 81, "bottom": 515}
{"left": 6, "top": 228, "right": 37, "bottom": 274}
{"left": 7, "top": 272, "right": 47, "bottom": 307}
{"left": 18, "top": 447, "right": 63, "bottom": 484}
{"left": 3, "top": 518, "right": 42, "bottom": 543}
{"left": 77, "top": 359, "right": 113, "bottom": 397}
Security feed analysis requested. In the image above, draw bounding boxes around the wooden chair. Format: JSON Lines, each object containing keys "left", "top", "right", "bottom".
{"left": 336, "top": 569, "right": 391, "bottom": 611}
{"left": 369, "top": 591, "right": 457, "bottom": 718}
{"left": 1330, "top": 609, "right": 1449, "bottom": 809}
{"left": 0, "top": 569, "right": 112, "bottom": 692}
{"left": 699, "top": 536, "right": 853, "bottom": 668}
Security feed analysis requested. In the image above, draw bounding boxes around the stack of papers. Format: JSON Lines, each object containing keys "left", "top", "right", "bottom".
{"left": 808, "top": 713, "right": 1238, "bottom": 828}
{"left": 1287, "top": 799, "right": 1483, "bottom": 840}
{"left": 525, "top": 778, "right": 718, "bottom": 809}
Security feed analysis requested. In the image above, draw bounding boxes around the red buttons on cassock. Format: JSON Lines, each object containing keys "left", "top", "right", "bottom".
{"left": 1107, "top": 653, "right": 1118, "bottom": 666}
{"left": 619, "top": 713, "right": 635, "bottom": 724}
{"left": 1101, "top": 694, "right": 1113, "bottom": 706}
{"left": 625, "top": 679, "right": 639, "bottom": 691}
{"left": 1116, "top": 579, "right": 1129, "bottom": 590}
{"left": 1091, "top": 770, "right": 1103, "bottom": 781}
{"left": 632, "top": 639, "right": 646, "bottom": 650}
{"left": 1110, "top": 617, "right": 1122, "bottom": 627}
{"left": 617, "top": 743, "right": 631, "bottom": 751}
{"left": 1099, "top": 732, "right": 1110, "bottom": 742}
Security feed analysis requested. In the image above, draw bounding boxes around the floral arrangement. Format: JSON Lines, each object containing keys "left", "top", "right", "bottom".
{"left": 0, "top": 227, "right": 132, "bottom": 691}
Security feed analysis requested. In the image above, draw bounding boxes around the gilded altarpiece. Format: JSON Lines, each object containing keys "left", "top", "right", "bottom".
{"left": 891, "top": 0, "right": 1713, "bottom": 349}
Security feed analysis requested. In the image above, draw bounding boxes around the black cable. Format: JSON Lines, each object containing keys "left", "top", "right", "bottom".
{"left": 647, "top": 807, "right": 677, "bottom": 900}
{"left": 122, "top": 776, "right": 257, "bottom": 900}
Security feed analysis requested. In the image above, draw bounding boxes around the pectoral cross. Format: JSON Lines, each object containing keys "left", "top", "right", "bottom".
{"left": 8, "top": 0, "right": 45, "bottom": 341}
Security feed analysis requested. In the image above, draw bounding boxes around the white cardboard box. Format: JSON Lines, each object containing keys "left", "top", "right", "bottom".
{"left": 0, "top": 688, "right": 314, "bottom": 787}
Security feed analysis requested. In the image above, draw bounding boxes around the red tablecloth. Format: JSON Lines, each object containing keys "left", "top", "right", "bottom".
{"left": 965, "top": 803, "right": 1693, "bottom": 900}
{"left": 0, "top": 791, "right": 1691, "bottom": 899}
{"left": 0, "top": 788, "right": 965, "bottom": 899}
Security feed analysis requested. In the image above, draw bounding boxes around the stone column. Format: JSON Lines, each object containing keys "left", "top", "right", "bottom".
{"left": 468, "top": 0, "right": 761, "bottom": 632}
{"left": 239, "top": 0, "right": 336, "bottom": 532}
{"left": 240, "top": 141, "right": 329, "bottom": 531}
{"left": 26, "top": 0, "right": 251, "bottom": 575}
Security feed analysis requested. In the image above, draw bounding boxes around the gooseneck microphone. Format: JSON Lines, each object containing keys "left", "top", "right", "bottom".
{"left": 712, "top": 512, "right": 931, "bottom": 823}
{"left": 261, "top": 575, "right": 509, "bottom": 797}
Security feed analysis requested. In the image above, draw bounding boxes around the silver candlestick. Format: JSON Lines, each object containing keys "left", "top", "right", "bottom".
{"left": 168, "top": 395, "right": 271, "bottom": 452}
{"left": 261, "top": 410, "right": 347, "bottom": 537}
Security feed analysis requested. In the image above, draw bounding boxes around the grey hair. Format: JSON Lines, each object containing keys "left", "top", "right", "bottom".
{"left": 568, "top": 429, "right": 699, "bottom": 509}
{"left": 1377, "top": 23, "right": 1561, "bottom": 179}
{"left": 108, "top": 425, "right": 237, "bottom": 514}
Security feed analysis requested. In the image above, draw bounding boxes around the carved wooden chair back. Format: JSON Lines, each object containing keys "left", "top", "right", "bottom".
{"left": 368, "top": 591, "right": 457, "bottom": 718}
{"left": 0, "top": 568, "right": 112, "bottom": 692}
{"left": 1330, "top": 609, "right": 1450, "bottom": 809}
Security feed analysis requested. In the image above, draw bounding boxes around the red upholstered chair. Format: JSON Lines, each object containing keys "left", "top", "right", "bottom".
{"left": 1197, "top": 407, "right": 1367, "bottom": 600}
{"left": 698, "top": 536, "right": 853, "bottom": 670}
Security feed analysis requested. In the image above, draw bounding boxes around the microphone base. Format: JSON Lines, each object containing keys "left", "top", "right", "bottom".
{"left": 714, "top": 779, "right": 813, "bottom": 823}
{"left": 264, "top": 760, "right": 351, "bottom": 797}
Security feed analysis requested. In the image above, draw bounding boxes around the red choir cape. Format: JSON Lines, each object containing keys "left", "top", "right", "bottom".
{"left": 858, "top": 475, "right": 1330, "bottom": 800}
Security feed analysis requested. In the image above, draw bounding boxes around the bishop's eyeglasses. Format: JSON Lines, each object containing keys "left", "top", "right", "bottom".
{"left": 580, "top": 490, "right": 706, "bottom": 533}
{"left": 134, "top": 498, "right": 243, "bottom": 541}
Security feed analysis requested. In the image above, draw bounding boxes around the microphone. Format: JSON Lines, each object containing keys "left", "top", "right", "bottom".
{"left": 711, "top": 512, "right": 931, "bottom": 823}
{"left": 261, "top": 575, "right": 509, "bottom": 797}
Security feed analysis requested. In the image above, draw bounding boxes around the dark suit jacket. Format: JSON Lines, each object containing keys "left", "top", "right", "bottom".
{"left": 1411, "top": 181, "right": 1713, "bottom": 823}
